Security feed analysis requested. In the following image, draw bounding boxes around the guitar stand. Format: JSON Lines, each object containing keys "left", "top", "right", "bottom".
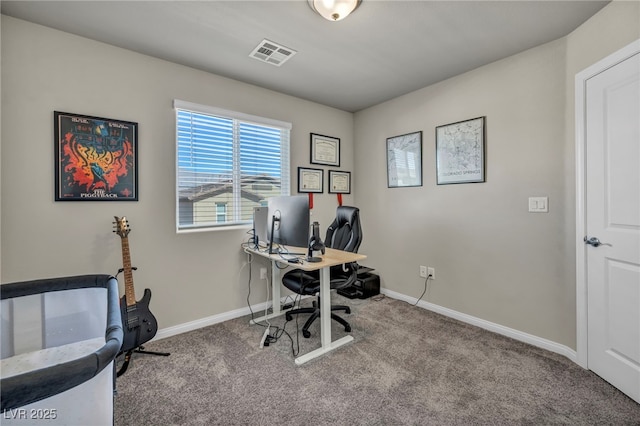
{"left": 133, "top": 345, "right": 171, "bottom": 357}
{"left": 114, "top": 267, "right": 170, "bottom": 378}
{"left": 116, "top": 346, "right": 171, "bottom": 377}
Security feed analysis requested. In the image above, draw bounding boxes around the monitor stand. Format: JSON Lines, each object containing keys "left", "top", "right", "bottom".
{"left": 268, "top": 216, "right": 279, "bottom": 254}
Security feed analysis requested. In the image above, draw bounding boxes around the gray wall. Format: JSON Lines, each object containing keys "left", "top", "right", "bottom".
{"left": 2, "top": 1, "right": 639, "bottom": 349}
{"left": 353, "top": 1, "right": 639, "bottom": 349}
{"left": 0, "top": 15, "right": 354, "bottom": 328}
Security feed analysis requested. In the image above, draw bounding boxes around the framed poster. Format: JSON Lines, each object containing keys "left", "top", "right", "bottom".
{"left": 386, "top": 131, "right": 422, "bottom": 188}
{"left": 436, "top": 116, "right": 485, "bottom": 185}
{"left": 310, "top": 133, "right": 340, "bottom": 167}
{"left": 297, "top": 167, "right": 323, "bottom": 193}
{"left": 54, "top": 111, "right": 138, "bottom": 201}
{"left": 328, "top": 170, "right": 351, "bottom": 194}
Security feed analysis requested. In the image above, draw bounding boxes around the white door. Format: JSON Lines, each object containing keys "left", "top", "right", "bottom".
{"left": 584, "top": 48, "right": 640, "bottom": 404}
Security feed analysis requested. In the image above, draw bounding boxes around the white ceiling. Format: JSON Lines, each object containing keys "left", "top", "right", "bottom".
{"left": 1, "top": 0, "right": 609, "bottom": 112}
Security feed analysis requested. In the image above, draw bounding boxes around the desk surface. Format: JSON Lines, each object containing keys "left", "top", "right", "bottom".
{"left": 245, "top": 246, "right": 366, "bottom": 271}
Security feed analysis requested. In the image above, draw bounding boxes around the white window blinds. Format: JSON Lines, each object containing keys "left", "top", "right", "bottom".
{"left": 174, "top": 100, "right": 291, "bottom": 232}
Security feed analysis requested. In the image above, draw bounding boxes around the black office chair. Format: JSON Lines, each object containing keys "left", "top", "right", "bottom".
{"left": 283, "top": 206, "right": 362, "bottom": 338}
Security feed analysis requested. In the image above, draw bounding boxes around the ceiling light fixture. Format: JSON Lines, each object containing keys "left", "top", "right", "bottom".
{"left": 307, "top": 0, "right": 362, "bottom": 22}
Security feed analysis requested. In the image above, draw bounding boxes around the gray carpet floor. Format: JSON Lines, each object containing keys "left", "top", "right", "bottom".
{"left": 114, "top": 294, "right": 640, "bottom": 425}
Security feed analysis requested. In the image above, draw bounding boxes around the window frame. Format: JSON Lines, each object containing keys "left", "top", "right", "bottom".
{"left": 174, "top": 99, "right": 292, "bottom": 233}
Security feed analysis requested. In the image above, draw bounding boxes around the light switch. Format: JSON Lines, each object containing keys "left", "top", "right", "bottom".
{"left": 528, "top": 196, "right": 548, "bottom": 213}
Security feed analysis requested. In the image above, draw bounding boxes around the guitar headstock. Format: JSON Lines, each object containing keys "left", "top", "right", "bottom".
{"left": 113, "top": 216, "right": 131, "bottom": 238}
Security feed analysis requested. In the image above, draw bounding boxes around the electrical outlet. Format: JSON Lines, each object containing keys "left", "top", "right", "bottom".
{"left": 260, "top": 267, "right": 268, "bottom": 280}
{"left": 419, "top": 265, "right": 427, "bottom": 278}
{"left": 427, "top": 267, "right": 435, "bottom": 280}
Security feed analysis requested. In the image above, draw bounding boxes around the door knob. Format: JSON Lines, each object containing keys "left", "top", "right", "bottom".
{"left": 584, "top": 236, "right": 612, "bottom": 247}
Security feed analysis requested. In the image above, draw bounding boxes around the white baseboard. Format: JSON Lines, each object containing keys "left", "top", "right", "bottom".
{"left": 151, "top": 288, "right": 577, "bottom": 365}
{"left": 153, "top": 295, "right": 309, "bottom": 342}
{"left": 380, "top": 288, "right": 578, "bottom": 363}
{"left": 153, "top": 303, "right": 266, "bottom": 341}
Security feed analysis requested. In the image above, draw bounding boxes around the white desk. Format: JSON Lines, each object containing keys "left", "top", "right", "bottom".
{"left": 244, "top": 246, "right": 366, "bottom": 365}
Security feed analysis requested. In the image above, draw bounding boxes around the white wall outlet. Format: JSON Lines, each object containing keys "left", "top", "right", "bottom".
{"left": 427, "top": 267, "right": 435, "bottom": 280}
{"left": 419, "top": 265, "right": 427, "bottom": 278}
{"left": 260, "top": 267, "right": 268, "bottom": 280}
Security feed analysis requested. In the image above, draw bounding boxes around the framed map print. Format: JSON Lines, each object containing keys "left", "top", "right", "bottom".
{"left": 54, "top": 111, "right": 138, "bottom": 201}
{"left": 387, "top": 131, "right": 422, "bottom": 188}
{"left": 436, "top": 117, "right": 485, "bottom": 185}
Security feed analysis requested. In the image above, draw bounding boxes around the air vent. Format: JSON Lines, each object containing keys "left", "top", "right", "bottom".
{"left": 249, "top": 39, "right": 297, "bottom": 67}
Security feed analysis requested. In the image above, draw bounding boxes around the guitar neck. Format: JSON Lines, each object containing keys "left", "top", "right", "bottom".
{"left": 120, "top": 236, "right": 137, "bottom": 307}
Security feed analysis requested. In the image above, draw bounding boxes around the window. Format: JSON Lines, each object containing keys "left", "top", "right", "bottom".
{"left": 215, "top": 203, "right": 227, "bottom": 223}
{"left": 175, "top": 100, "right": 291, "bottom": 232}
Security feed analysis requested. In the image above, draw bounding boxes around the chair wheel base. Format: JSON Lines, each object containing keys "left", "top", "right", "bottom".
{"left": 345, "top": 325, "right": 351, "bottom": 332}
{"left": 303, "top": 330, "right": 311, "bottom": 338}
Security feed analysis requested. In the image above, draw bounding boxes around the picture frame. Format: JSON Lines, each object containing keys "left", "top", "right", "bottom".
{"left": 386, "top": 131, "right": 423, "bottom": 188}
{"left": 310, "top": 133, "right": 340, "bottom": 167}
{"left": 297, "top": 167, "right": 324, "bottom": 193}
{"left": 328, "top": 170, "right": 351, "bottom": 194}
{"left": 54, "top": 111, "right": 138, "bottom": 201}
{"left": 435, "top": 116, "right": 485, "bottom": 185}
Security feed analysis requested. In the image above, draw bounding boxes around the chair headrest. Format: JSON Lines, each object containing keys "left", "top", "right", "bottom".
{"left": 326, "top": 206, "right": 362, "bottom": 252}
{"left": 335, "top": 206, "right": 359, "bottom": 228}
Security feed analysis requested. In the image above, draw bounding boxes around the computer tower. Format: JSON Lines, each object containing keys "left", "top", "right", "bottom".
{"left": 337, "top": 272, "right": 380, "bottom": 299}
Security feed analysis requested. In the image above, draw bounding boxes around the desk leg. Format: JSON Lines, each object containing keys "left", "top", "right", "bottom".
{"left": 271, "top": 259, "right": 281, "bottom": 315}
{"left": 249, "top": 259, "right": 285, "bottom": 324}
{"left": 294, "top": 266, "right": 353, "bottom": 365}
{"left": 319, "top": 266, "right": 331, "bottom": 347}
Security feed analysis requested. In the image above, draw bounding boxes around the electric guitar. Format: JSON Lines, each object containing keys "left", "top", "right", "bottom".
{"left": 113, "top": 216, "right": 158, "bottom": 354}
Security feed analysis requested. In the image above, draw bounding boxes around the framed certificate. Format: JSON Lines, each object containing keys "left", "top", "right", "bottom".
{"left": 328, "top": 170, "right": 351, "bottom": 194}
{"left": 297, "top": 167, "right": 323, "bottom": 193}
{"left": 310, "top": 133, "right": 340, "bottom": 167}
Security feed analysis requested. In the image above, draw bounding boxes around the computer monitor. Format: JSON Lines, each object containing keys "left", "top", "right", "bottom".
{"left": 267, "top": 195, "right": 310, "bottom": 252}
